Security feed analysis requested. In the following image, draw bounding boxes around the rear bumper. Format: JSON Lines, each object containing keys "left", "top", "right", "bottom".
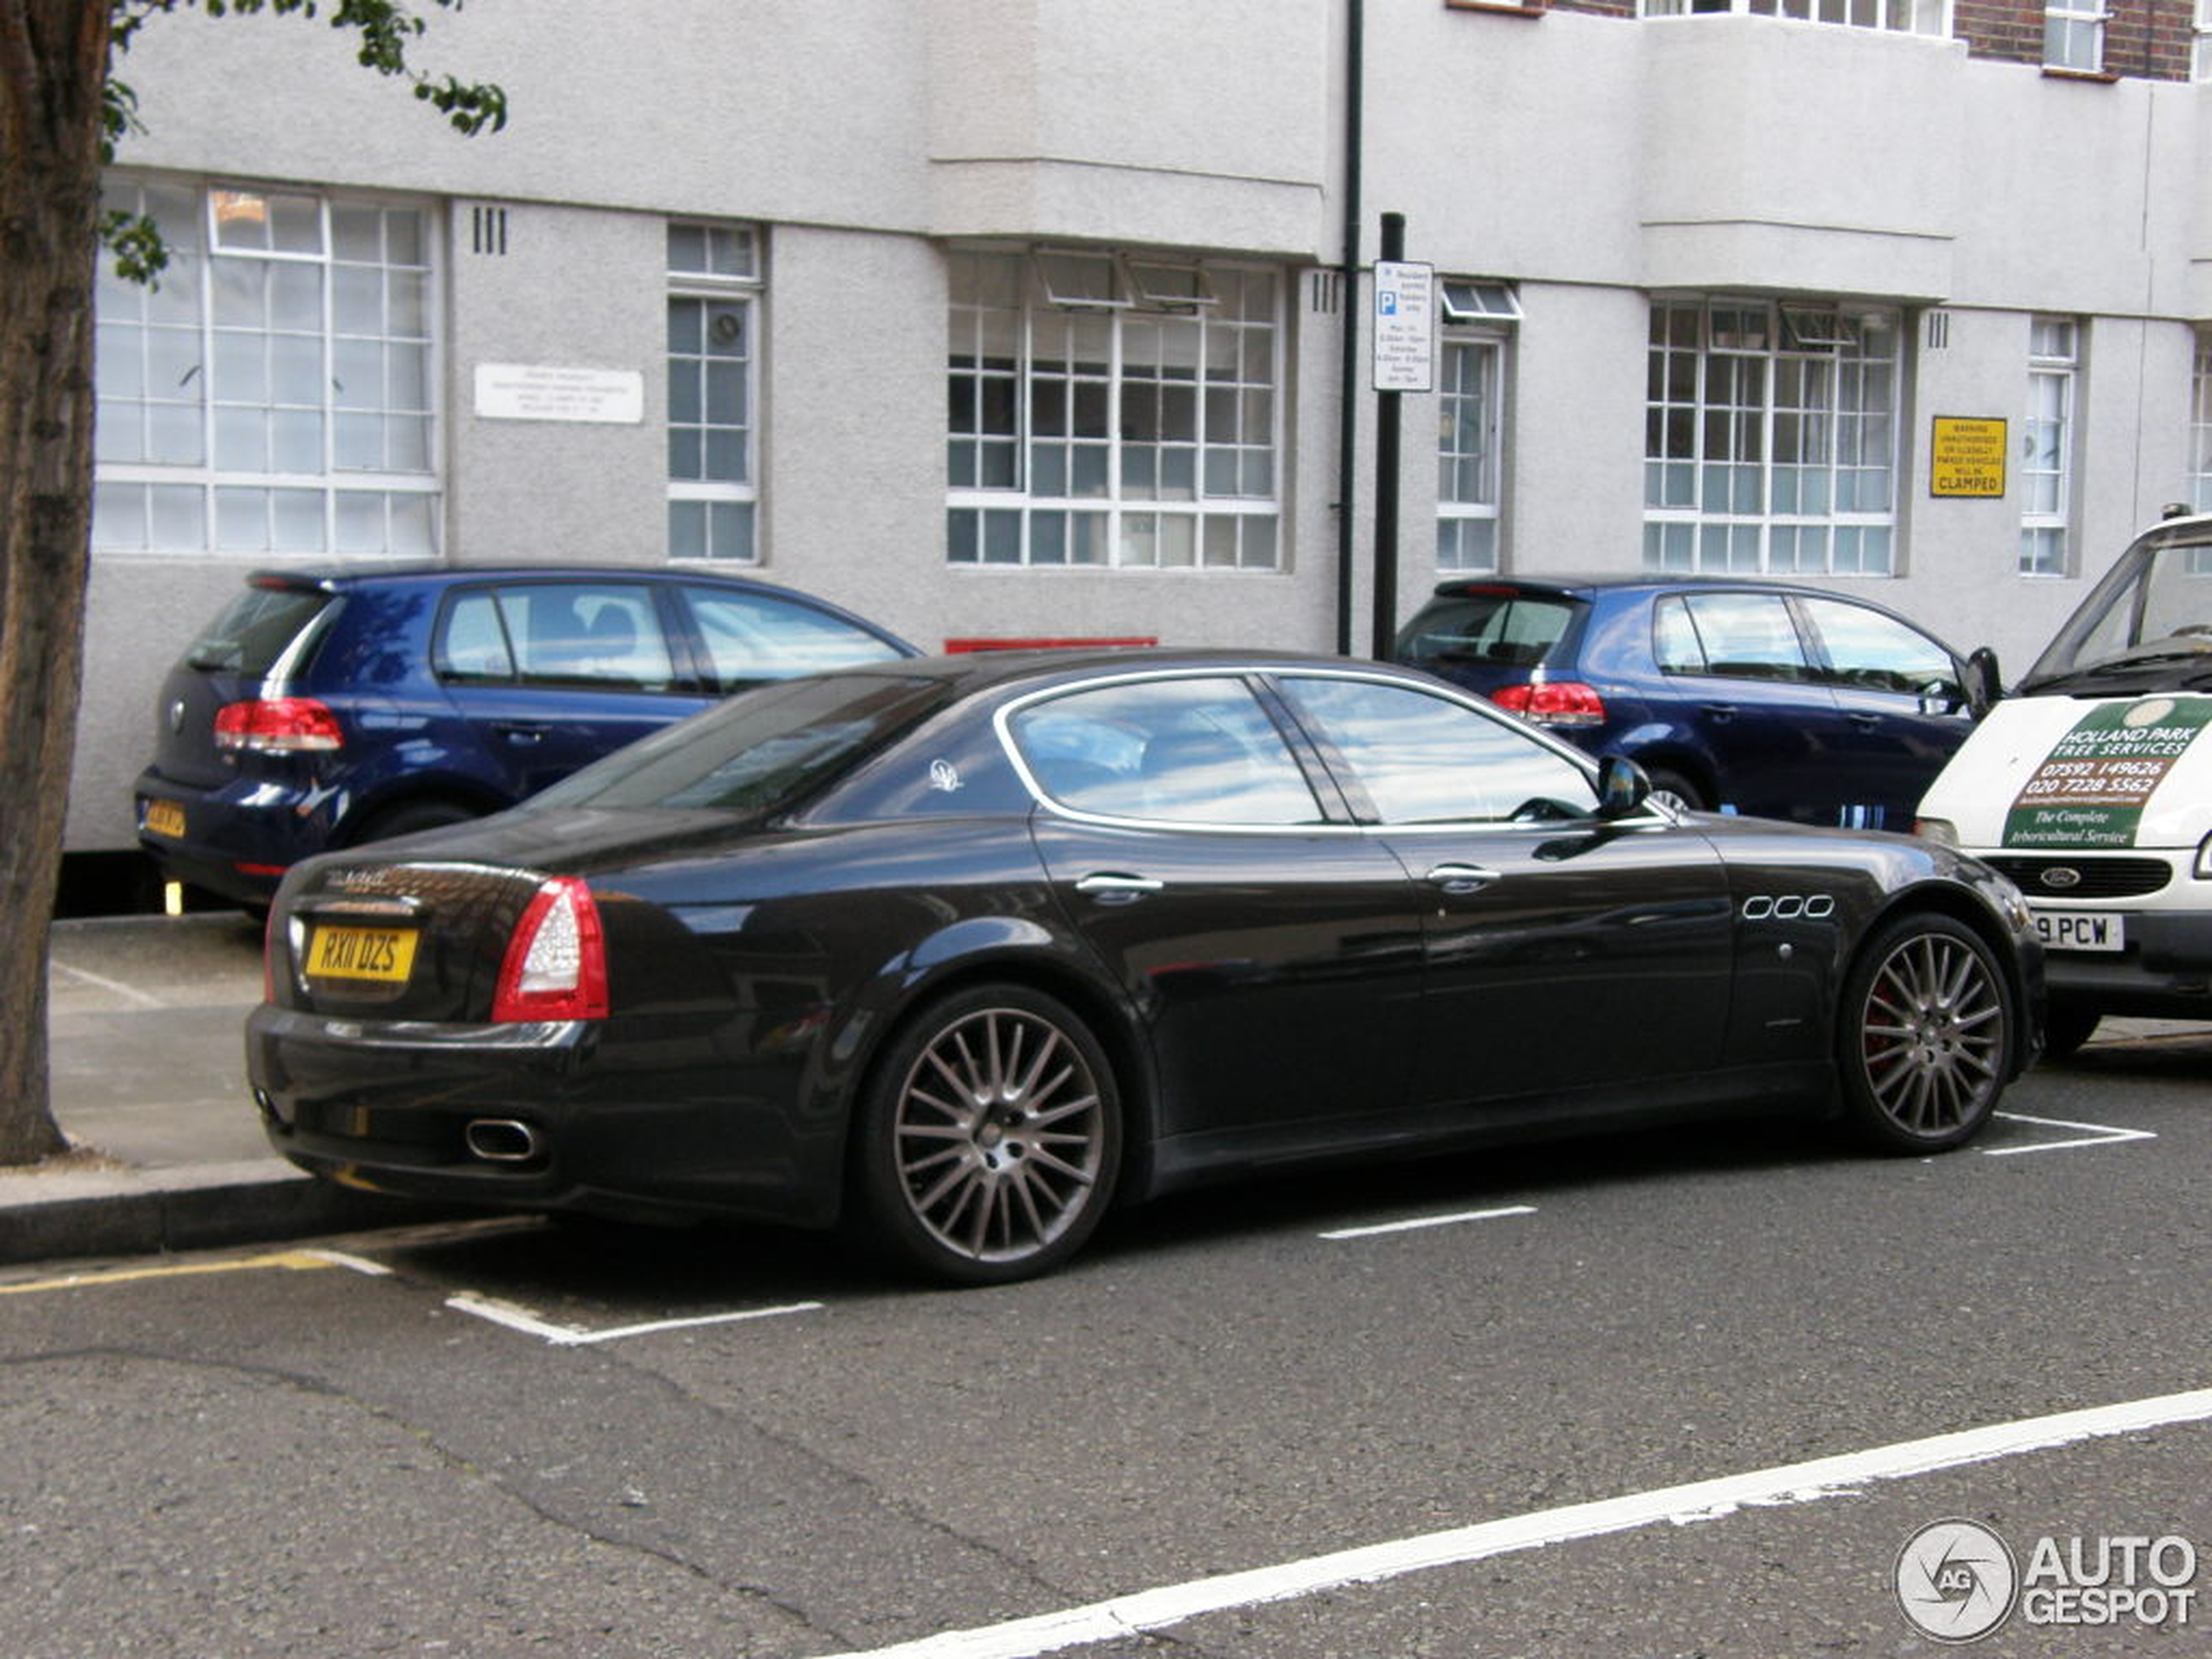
{"left": 134, "top": 766, "right": 329, "bottom": 904}
{"left": 245, "top": 1003, "right": 841, "bottom": 1230}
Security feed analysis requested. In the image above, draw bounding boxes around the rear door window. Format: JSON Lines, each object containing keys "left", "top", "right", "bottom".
{"left": 679, "top": 585, "right": 904, "bottom": 691}
{"left": 434, "top": 583, "right": 678, "bottom": 691}
{"left": 1008, "top": 677, "right": 1325, "bottom": 826}
{"left": 1662, "top": 593, "right": 1813, "bottom": 682}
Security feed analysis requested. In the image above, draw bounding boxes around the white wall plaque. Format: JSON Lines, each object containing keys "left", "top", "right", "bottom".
{"left": 1372, "top": 261, "right": 1435, "bottom": 394}
{"left": 474, "top": 362, "right": 644, "bottom": 424}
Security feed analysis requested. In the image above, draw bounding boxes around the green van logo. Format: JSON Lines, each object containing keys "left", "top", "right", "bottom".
{"left": 2002, "top": 697, "right": 2212, "bottom": 848}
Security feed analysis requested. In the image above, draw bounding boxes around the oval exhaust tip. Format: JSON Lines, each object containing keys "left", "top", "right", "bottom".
{"left": 464, "top": 1118, "right": 542, "bottom": 1163}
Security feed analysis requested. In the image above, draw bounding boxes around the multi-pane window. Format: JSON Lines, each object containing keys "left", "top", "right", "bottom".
{"left": 947, "top": 250, "right": 1280, "bottom": 570}
{"left": 1644, "top": 299, "right": 1900, "bottom": 576}
{"left": 2020, "top": 318, "right": 2079, "bottom": 577}
{"left": 1437, "top": 336, "right": 1502, "bottom": 572}
{"left": 2190, "top": 333, "right": 2212, "bottom": 512}
{"left": 1637, "top": 0, "right": 1947, "bottom": 34}
{"left": 94, "top": 179, "right": 436, "bottom": 556}
{"left": 2044, "top": 0, "right": 2106, "bottom": 71}
{"left": 667, "top": 222, "right": 760, "bottom": 562}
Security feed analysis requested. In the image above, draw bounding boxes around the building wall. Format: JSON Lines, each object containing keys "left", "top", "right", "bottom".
{"left": 75, "top": 0, "right": 2212, "bottom": 854}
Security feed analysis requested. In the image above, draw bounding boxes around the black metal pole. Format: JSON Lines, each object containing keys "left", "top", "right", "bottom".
{"left": 1371, "top": 211, "right": 1404, "bottom": 662}
{"left": 1334, "top": 0, "right": 1364, "bottom": 658}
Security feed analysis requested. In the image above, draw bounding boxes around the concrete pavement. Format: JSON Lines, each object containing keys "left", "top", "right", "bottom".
{"left": 0, "top": 912, "right": 462, "bottom": 1265}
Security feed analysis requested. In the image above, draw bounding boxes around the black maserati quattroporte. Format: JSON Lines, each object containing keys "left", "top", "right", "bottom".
{"left": 247, "top": 649, "right": 2043, "bottom": 1283}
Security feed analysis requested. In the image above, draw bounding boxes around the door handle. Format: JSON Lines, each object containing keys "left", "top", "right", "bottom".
{"left": 1846, "top": 711, "right": 1881, "bottom": 729}
{"left": 1424, "top": 863, "right": 1501, "bottom": 895}
{"left": 1076, "top": 872, "right": 1163, "bottom": 904}
{"left": 492, "top": 722, "right": 547, "bottom": 744}
{"left": 1701, "top": 703, "right": 1737, "bottom": 722}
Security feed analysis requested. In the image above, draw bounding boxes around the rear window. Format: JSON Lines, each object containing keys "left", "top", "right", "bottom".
{"left": 1395, "top": 592, "right": 1577, "bottom": 671}
{"left": 529, "top": 674, "right": 946, "bottom": 816}
{"left": 183, "top": 586, "right": 333, "bottom": 674}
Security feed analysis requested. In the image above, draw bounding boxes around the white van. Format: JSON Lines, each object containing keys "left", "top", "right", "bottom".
{"left": 1916, "top": 512, "right": 2212, "bottom": 1055}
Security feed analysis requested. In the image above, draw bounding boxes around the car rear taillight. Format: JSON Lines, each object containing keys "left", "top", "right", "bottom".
{"left": 1487, "top": 680, "right": 1607, "bottom": 726}
{"left": 214, "top": 698, "right": 344, "bottom": 754}
{"left": 493, "top": 877, "right": 610, "bottom": 1022}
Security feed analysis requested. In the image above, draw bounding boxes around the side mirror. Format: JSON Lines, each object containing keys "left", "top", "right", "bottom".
{"left": 1596, "top": 753, "right": 1653, "bottom": 819}
{"left": 1964, "top": 646, "right": 2003, "bottom": 718}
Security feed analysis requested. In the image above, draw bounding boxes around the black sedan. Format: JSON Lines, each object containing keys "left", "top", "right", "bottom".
{"left": 247, "top": 649, "right": 2043, "bottom": 1284}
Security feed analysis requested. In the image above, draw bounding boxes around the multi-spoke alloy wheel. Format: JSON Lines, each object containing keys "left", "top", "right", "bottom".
{"left": 1841, "top": 915, "right": 2012, "bottom": 1151}
{"left": 855, "top": 986, "right": 1120, "bottom": 1284}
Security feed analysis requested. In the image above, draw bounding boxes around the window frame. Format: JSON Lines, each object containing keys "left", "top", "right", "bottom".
{"left": 666, "top": 220, "right": 763, "bottom": 564}
{"left": 1635, "top": 0, "right": 1950, "bottom": 36}
{"left": 1437, "top": 331, "right": 1507, "bottom": 574}
{"left": 2020, "top": 316, "right": 2079, "bottom": 579}
{"left": 1642, "top": 295, "right": 1903, "bottom": 577}
{"left": 946, "top": 248, "right": 1285, "bottom": 572}
{"left": 2043, "top": 0, "right": 2108, "bottom": 72}
{"left": 92, "top": 174, "right": 442, "bottom": 560}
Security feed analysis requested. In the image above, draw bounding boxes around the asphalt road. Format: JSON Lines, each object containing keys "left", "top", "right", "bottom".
{"left": 3, "top": 1035, "right": 2209, "bottom": 1656}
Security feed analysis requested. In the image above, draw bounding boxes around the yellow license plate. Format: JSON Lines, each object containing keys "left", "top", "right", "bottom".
{"left": 306, "top": 925, "right": 418, "bottom": 984}
{"left": 144, "top": 799, "right": 186, "bottom": 839}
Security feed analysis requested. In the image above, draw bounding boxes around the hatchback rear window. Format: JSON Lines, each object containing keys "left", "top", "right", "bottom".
{"left": 183, "top": 586, "right": 333, "bottom": 674}
{"left": 1395, "top": 592, "right": 1577, "bottom": 671}
{"left": 529, "top": 674, "right": 946, "bottom": 816}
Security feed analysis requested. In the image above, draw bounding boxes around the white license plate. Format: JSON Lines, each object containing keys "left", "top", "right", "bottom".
{"left": 2033, "top": 910, "right": 2126, "bottom": 953}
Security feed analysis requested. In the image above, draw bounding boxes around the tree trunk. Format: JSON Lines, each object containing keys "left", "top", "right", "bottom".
{"left": 0, "top": 1, "right": 111, "bottom": 1164}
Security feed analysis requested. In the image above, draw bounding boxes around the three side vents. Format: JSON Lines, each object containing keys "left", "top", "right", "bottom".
{"left": 470, "top": 205, "right": 509, "bottom": 256}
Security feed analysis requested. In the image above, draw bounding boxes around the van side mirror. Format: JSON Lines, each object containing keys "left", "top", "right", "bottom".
{"left": 1596, "top": 754, "right": 1653, "bottom": 819}
{"left": 1964, "top": 646, "right": 2003, "bottom": 718}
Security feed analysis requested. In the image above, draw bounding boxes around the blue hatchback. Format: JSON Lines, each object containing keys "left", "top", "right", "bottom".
{"left": 134, "top": 565, "right": 916, "bottom": 906}
{"left": 1394, "top": 575, "right": 1993, "bottom": 828}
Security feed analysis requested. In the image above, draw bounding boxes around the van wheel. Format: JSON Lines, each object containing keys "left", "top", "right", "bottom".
{"left": 851, "top": 985, "right": 1121, "bottom": 1285}
{"left": 352, "top": 800, "right": 478, "bottom": 845}
{"left": 1838, "top": 914, "right": 2012, "bottom": 1152}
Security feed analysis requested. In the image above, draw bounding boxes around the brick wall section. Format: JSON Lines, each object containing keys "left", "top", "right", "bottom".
{"left": 1538, "top": 0, "right": 2197, "bottom": 80}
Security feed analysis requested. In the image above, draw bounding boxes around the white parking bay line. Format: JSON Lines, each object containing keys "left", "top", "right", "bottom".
{"left": 813, "top": 1386, "right": 2212, "bottom": 1659}
{"left": 445, "top": 1291, "right": 822, "bottom": 1346}
{"left": 1985, "top": 1110, "right": 2157, "bottom": 1157}
{"left": 1319, "top": 1204, "right": 1535, "bottom": 1241}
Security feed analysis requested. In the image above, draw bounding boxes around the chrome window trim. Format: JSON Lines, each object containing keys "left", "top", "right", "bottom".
{"left": 990, "top": 664, "right": 1678, "bottom": 837}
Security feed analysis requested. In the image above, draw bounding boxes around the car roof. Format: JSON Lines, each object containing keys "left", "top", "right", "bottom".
{"left": 1423, "top": 573, "right": 1892, "bottom": 601}
{"left": 815, "top": 645, "right": 1431, "bottom": 698}
{"left": 244, "top": 564, "right": 817, "bottom": 593}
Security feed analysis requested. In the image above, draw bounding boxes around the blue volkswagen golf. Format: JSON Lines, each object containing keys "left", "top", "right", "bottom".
{"left": 1394, "top": 575, "right": 1996, "bottom": 828}
{"left": 135, "top": 565, "right": 916, "bottom": 907}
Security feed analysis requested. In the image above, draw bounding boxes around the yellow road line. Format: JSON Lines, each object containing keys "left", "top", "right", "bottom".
{"left": 0, "top": 1251, "right": 339, "bottom": 1296}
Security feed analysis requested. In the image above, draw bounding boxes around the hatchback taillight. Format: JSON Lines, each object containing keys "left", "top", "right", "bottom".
{"left": 492, "top": 877, "right": 610, "bottom": 1022}
{"left": 1487, "top": 680, "right": 1607, "bottom": 727}
{"left": 214, "top": 698, "right": 344, "bottom": 754}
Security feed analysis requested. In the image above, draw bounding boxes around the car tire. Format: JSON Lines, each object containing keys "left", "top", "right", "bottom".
{"left": 851, "top": 984, "right": 1123, "bottom": 1285}
{"left": 1643, "top": 768, "right": 1707, "bottom": 813}
{"left": 1837, "top": 913, "right": 2013, "bottom": 1153}
{"left": 2040, "top": 1001, "right": 2102, "bottom": 1062}
{"left": 351, "top": 800, "right": 480, "bottom": 845}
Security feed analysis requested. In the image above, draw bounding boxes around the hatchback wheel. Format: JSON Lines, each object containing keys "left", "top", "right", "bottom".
{"left": 1839, "top": 914, "right": 2011, "bottom": 1151}
{"left": 1643, "top": 768, "right": 1707, "bottom": 813}
{"left": 853, "top": 986, "right": 1121, "bottom": 1285}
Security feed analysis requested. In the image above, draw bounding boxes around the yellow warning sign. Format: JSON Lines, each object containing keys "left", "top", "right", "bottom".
{"left": 1931, "top": 416, "right": 2008, "bottom": 498}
